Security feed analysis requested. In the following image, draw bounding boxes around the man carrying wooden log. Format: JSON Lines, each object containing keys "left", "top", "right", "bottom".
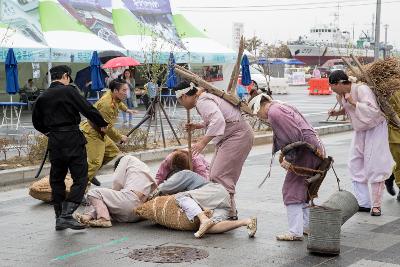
{"left": 328, "top": 70, "right": 393, "bottom": 216}
{"left": 174, "top": 81, "right": 254, "bottom": 220}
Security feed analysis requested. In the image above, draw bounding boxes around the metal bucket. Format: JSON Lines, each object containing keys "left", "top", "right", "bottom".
{"left": 307, "top": 206, "right": 341, "bottom": 255}
{"left": 321, "top": 190, "right": 358, "bottom": 225}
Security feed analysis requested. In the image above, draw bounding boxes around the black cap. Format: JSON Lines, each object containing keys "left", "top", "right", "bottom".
{"left": 50, "top": 65, "right": 73, "bottom": 83}
{"left": 329, "top": 70, "right": 348, "bottom": 85}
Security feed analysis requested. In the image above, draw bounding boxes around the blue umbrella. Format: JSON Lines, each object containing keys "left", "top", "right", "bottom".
{"left": 241, "top": 55, "right": 251, "bottom": 86}
{"left": 90, "top": 51, "right": 104, "bottom": 92}
{"left": 167, "top": 52, "right": 177, "bottom": 89}
{"left": 5, "top": 48, "right": 19, "bottom": 95}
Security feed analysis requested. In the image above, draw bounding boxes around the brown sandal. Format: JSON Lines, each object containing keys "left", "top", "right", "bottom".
{"left": 276, "top": 233, "right": 303, "bottom": 241}
{"left": 371, "top": 207, "right": 381, "bottom": 216}
{"left": 247, "top": 217, "right": 257, "bottom": 238}
{"left": 88, "top": 219, "right": 112, "bottom": 228}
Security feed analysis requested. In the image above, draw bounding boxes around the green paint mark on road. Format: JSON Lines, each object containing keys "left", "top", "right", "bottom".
{"left": 52, "top": 237, "right": 128, "bottom": 261}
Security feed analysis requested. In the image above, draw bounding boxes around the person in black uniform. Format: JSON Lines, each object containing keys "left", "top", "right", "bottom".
{"left": 32, "top": 65, "right": 108, "bottom": 231}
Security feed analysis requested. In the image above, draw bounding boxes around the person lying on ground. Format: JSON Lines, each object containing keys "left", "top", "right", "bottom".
{"left": 156, "top": 149, "right": 210, "bottom": 185}
{"left": 75, "top": 155, "right": 157, "bottom": 227}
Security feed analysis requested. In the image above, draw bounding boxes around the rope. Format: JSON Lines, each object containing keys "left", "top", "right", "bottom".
{"left": 331, "top": 164, "right": 341, "bottom": 191}
{"left": 258, "top": 153, "right": 276, "bottom": 188}
{"left": 278, "top": 141, "right": 328, "bottom": 176}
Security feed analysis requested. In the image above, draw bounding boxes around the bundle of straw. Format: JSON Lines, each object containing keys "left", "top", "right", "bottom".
{"left": 29, "top": 175, "right": 73, "bottom": 202}
{"left": 342, "top": 55, "right": 400, "bottom": 128}
{"left": 136, "top": 195, "right": 199, "bottom": 231}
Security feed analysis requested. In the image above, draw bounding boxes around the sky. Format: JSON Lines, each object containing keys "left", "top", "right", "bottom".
{"left": 171, "top": 0, "right": 400, "bottom": 49}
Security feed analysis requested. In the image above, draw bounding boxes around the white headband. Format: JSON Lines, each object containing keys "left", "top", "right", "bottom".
{"left": 248, "top": 93, "right": 273, "bottom": 115}
{"left": 175, "top": 82, "right": 195, "bottom": 98}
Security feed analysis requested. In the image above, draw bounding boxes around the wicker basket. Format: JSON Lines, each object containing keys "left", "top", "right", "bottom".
{"left": 136, "top": 195, "right": 200, "bottom": 231}
{"left": 29, "top": 175, "right": 73, "bottom": 202}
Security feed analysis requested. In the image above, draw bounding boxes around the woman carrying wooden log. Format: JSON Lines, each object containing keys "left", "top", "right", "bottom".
{"left": 248, "top": 93, "right": 325, "bottom": 241}
{"left": 174, "top": 81, "right": 254, "bottom": 220}
{"left": 328, "top": 70, "right": 393, "bottom": 216}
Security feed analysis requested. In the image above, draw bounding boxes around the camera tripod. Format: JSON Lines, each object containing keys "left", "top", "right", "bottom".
{"left": 126, "top": 95, "right": 181, "bottom": 148}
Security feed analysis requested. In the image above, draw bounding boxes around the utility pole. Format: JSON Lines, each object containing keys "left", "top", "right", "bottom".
{"left": 371, "top": 14, "right": 375, "bottom": 42}
{"left": 384, "top": 24, "right": 389, "bottom": 58}
{"left": 374, "top": 0, "right": 381, "bottom": 61}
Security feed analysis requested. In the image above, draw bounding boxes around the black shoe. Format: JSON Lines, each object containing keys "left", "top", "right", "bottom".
{"left": 358, "top": 206, "right": 371, "bottom": 212}
{"left": 91, "top": 177, "right": 101, "bottom": 186}
{"left": 56, "top": 202, "right": 86, "bottom": 230}
{"left": 385, "top": 174, "right": 396, "bottom": 196}
{"left": 53, "top": 203, "right": 62, "bottom": 218}
{"left": 53, "top": 203, "right": 66, "bottom": 231}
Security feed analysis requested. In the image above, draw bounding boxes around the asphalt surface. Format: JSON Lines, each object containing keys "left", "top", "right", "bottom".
{"left": 1, "top": 131, "right": 400, "bottom": 266}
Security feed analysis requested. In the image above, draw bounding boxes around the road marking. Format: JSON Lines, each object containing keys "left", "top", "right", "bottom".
{"left": 51, "top": 237, "right": 128, "bottom": 261}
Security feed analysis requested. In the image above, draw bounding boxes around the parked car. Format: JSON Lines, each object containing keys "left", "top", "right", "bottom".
{"left": 249, "top": 66, "right": 268, "bottom": 90}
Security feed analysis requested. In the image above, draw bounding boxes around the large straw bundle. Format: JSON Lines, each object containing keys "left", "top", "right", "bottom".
{"left": 135, "top": 195, "right": 200, "bottom": 231}
{"left": 342, "top": 56, "right": 400, "bottom": 128}
{"left": 29, "top": 175, "right": 73, "bottom": 202}
{"left": 366, "top": 57, "right": 400, "bottom": 89}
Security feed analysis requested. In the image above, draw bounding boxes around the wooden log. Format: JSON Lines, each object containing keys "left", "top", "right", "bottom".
{"left": 186, "top": 109, "right": 193, "bottom": 171}
{"left": 227, "top": 36, "right": 245, "bottom": 94}
{"left": 341, "top": 57, "right": 360, "bottom": 79}
{"left": 175, "top": 68, "right": 253, "bottom": 115}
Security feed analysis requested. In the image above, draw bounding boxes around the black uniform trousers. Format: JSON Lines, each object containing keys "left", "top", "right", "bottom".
{"left": 49, "top": 144, "right": 88, "bottom": 204}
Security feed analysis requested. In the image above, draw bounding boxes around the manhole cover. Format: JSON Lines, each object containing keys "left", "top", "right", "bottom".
{"left": 128, "top": 246, "right": 209, "bottom": 263}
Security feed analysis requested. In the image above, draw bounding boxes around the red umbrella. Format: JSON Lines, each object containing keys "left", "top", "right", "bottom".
{"left": 102, "top": 56, "right": 141, "bottom": 69}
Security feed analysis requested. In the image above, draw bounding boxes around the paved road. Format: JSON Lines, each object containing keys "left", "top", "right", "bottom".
{"left": 1, "top": 131, "right": 400, "bottom": 266}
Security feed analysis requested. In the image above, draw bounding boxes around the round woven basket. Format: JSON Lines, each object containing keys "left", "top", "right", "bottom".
{"left": 136, "top": 195, "right": 200, "bottom": 231}
{"left": 29, "top": 175, "right": 73, "bottom": 202}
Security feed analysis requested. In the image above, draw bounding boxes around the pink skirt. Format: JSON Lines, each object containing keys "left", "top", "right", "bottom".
{"left": 209, "top": 120, "right": 254, "bottom": 194}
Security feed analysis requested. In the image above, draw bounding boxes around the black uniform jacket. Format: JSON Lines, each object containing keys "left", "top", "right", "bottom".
{"left": 32, "top": 81, "right": 108, "bottom": 149}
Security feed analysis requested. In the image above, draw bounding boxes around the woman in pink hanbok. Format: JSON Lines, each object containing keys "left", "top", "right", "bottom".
{"left": 328, "top": 70, "right": 393, "bottom": 216}
{"left": 174, "top": 81, "right": 254, "bottom": 220}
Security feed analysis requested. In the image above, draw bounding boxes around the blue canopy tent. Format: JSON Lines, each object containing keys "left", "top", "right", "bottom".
{"left": 269, "top": 59, "right": 286, "bottom": 65}
{"left": 90, "top": 51, "right": 105, "bottom": 99}
{"left": 241, "top": 55, "right": 251, "bottom": 86}
{"left": 286, "top": 59, "right": 305, "bottom": 65}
